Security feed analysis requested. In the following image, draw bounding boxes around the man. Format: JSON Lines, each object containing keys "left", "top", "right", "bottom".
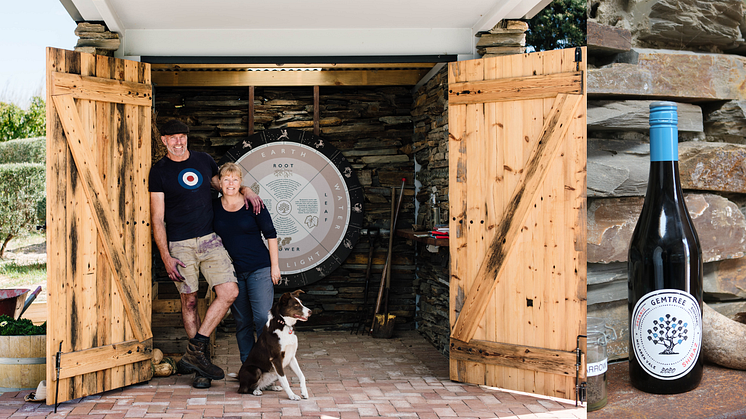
{"left": 149, "top": 119, "right": 262, "bottom": 388}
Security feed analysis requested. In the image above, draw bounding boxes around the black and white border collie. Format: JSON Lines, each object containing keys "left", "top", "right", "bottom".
{"left": 237, "top": 290, "right": 312, "bottom": 400}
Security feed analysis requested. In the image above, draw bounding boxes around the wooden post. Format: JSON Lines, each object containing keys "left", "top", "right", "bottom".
{"left": 248, "top": 86, "right": 255, "bottom": 136}
{"left": 313, "top": 85, "right": 320, "bottom": 136}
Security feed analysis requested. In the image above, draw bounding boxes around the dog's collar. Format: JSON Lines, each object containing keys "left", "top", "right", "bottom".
{"left": 277, "top": 316, "right": 294, "bottom": 334}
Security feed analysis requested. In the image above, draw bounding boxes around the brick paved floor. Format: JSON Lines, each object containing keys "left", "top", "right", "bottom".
{"left": 1, "top": 330, "right": 586, "bottom": 418}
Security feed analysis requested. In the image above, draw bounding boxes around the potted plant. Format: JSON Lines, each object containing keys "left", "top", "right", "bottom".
{"left": 0, "top": 315, "right": 46, "bottom": 391}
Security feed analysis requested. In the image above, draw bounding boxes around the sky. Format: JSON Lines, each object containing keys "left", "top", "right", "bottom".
{"left": 0, "top": 0, "right": 78, "bottom": 108}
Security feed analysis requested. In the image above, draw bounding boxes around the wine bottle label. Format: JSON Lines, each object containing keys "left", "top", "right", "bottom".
{"left": 631, "top": 289, "right": 702, "bottom": 380}
{"left": 587, "top": 359, "right": 607, "bottom": 377}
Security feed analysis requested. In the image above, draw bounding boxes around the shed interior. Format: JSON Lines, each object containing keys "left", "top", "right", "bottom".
{"left": 147, "top": 59, "right": 453, "bottom": 354}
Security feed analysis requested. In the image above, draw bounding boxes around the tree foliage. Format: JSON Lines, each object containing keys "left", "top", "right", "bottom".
{"left": 526, "top": 0, "right": 586, "bottom": 52}
{"left": 0, "top": 163, "right": 45, "bottom": 258}
{"left": 0, "top": 137, "right": 46, "bottom": 164}
{"left": 0, "top": 97, "right": 46, "bottom": 142}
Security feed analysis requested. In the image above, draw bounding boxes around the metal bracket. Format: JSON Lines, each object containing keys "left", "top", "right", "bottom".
{"left": 575, "top": 334, "right": 587, "bottom": 407}
{"left": 54, "top": 341, "right": 63, "bottom": 413}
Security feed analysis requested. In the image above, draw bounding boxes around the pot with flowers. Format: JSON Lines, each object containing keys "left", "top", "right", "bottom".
{"left": 0, "top": 315, "right": 46, "bottom": 392}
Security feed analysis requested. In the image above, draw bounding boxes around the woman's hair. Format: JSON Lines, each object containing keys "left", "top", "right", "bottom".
{"left": 218, "top": 162, "right": 243, "bottom": 181}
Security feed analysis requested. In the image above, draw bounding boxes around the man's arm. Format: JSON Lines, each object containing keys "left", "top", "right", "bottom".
{"left": 210, "top": 174, "right": 264, "bottom": 214}
{"left": 150, "top": 192, "right": 185, "bottom": 282}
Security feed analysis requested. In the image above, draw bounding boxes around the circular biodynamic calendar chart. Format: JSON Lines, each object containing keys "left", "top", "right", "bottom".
{"left": 220, "top": 129, "right": 363, "bottom": 288}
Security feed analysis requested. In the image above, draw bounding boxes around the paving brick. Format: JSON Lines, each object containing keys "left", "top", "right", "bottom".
{"left": 432, "top": 406, "right": 458, "bottom": 416}
{"left": 0, "top": 331, "right": 584, "bottom": 419}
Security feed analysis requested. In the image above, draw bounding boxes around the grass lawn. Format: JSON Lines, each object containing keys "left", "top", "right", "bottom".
{"left": 0, "top": 232, "right": 46, "bottom": 303}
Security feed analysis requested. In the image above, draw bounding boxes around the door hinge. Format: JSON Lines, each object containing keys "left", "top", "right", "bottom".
{"left": 574, "top": 47, "right": 583, "bottom": 71}
{"left": 575, "top": 334, "right": 587, "bottom": 407}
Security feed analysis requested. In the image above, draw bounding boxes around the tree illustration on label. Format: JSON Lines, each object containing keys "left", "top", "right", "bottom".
{"left": 647, "top": 314, "right": 689, "bottom": 355}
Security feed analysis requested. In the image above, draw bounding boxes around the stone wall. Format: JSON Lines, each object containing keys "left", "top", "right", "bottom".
{"left": 153, "top": 86, "right": 418, "bottom": 331}
{"left": 411, "top": 66, "right": 452, "bottom": 354}
{"left": 589, "top": 1, "right": 746, "bottom": 361}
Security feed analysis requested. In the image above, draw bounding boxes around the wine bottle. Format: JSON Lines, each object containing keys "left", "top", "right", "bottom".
{"left": 627, "top": 101, "right": 703, "bottom": 394}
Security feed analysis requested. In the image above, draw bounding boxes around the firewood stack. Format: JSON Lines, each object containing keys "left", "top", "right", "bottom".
{"left": 74, "top": 22, "right": 120, "bottom": 56}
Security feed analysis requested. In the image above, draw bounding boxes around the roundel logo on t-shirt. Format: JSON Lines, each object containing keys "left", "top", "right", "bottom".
{"left": 178, "top": 168, "right": 203, "bottom": 190}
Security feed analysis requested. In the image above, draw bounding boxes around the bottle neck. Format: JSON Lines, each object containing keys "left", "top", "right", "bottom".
{"left": 650, "top": 125, "right": 678, "bottom": 162}
{"left": 647, "top": 122, "right": 684, "bottom": 197}
{"left": 647, "top": 161, "right": 684, "bottom": 198}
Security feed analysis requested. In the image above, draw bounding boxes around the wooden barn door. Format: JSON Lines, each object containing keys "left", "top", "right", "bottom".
{"left": 45, "top": 47, "right": 153, "bottom": 405}
{"left": 448, "top": 47, "right": 587, "bottom": 400}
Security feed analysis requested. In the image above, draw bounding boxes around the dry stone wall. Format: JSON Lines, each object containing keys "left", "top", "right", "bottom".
{"left": 589, "top": 1, "right": 746, "bottom": 361}
{"left": 411, "top": 66, "right": 451, "bottom": 354}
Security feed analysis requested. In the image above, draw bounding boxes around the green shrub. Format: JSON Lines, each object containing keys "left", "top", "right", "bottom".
{"left": 0, "top": 163, "right": 45, "bottom": 258}
{"left": 0, "top": 315, "right": 46, "bottom": 335}
{"left": 36, "top": 197, "right": 46, "bottom": 226}
{"left": 0, "top": 137, "right": 46, "bottom": 164}
{"left": 0, "top": 97, "right": 46, "bottom": 142}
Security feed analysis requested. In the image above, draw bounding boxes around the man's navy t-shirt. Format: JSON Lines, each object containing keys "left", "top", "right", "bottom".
{"left": 149, "top": 151, "right": 218, "bottom": 241}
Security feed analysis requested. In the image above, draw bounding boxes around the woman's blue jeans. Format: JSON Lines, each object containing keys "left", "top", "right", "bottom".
{"left": 231, "top": 267, "right": 274, "bottom": 363}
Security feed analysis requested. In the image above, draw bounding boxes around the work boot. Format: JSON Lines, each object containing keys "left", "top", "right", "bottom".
{"left": 192, "top": 372, "right": 212, "bottom": 389}
{"left": 180, "top": 338, "right": 225, "bottom": 380}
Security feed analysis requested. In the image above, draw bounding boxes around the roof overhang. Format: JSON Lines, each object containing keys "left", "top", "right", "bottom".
{"left": 60, "top": 0, "right": 550, "bottom": 87}
{"left": 61, "top": 0, "right": 549, "bottom": 59}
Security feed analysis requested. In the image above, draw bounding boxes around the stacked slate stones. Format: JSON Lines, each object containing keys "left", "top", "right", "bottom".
{"left": 74, "top": 22, "right": 120, "bottom": 56}
{"left": 588, "top": 0, "right": 746, "bottom": 361}
{"left": 476, "top": 20, "right": 528, "bottom": 58}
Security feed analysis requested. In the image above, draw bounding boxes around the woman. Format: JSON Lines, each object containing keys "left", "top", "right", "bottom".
{"left": 213, "top": 162, "right": 281, "bottom": 363}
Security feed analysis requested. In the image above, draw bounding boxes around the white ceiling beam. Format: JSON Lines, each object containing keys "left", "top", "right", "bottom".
{"left": 521, "top": 0, "right": 554, "bottom": 19}
{"left": 122, "top": 28, "right": 473, "bottom": 57}
{"left": 91, "top": 0, "right": 125, "bottom": 33}
{"left": 68, "top": 0, "right": 101, "bottom": 21}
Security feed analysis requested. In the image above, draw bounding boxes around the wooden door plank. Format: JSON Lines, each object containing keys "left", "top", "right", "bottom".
{"left": 447, "top": 60, "right": 470, "bottom": 382}
{"left": 537, "top": 53, "right": 569, "bottom": 400}
{"left": 109, "top": 57, "right": 129, "bottom": 386}
{"left": 136, "top": 61, "right": 153, "bottom": 347}
{"left": 449, "top": 71, "right": 583, "bottom": 105}
{"left": 46, "top": 47, "right": 71, "bottom": 405}
{"left": 461, "top": 57, "right": 487, "bottom": 385}
{"left": 450, "top": 338, "right": 577, "bottom": 377}
{"left": 51, "top": 72, "right": 152, "bottom": 106}
{"left": 51, "top": 94, "right": 152, "bottom": 343}
{"left": 94, "top": 54, "right": 114, "bottom": 392}
{"left": 74, "top": 51, "right": 99, "bottom": 398}
{"left": 59, "top": 339, "right": 153, "bottom": 380}
{"left": 481, "top": 55, "right": 500, "bottom": 386}
{"left": 450, "top": 92, "right": 583, "bottom": 343}
{"left": 122, "top": 60, "right": 138, "bottom": 385}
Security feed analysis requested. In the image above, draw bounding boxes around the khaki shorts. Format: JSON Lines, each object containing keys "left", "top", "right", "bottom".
{"left": 168, "top": 232, "right": 237, "bottom": 294}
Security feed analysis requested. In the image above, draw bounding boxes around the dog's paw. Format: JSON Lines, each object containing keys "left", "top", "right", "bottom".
{"left": 267, "top": 385, "right": 283, "bottom": 391}
{"left": 288, "top": 393, "right": 301, "bottom": 401}
{"left": 252, "top": 389, "right": 263, "bottom": 396}
{"left": 301, "top": 392, "right": 309, "bottom": 399}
